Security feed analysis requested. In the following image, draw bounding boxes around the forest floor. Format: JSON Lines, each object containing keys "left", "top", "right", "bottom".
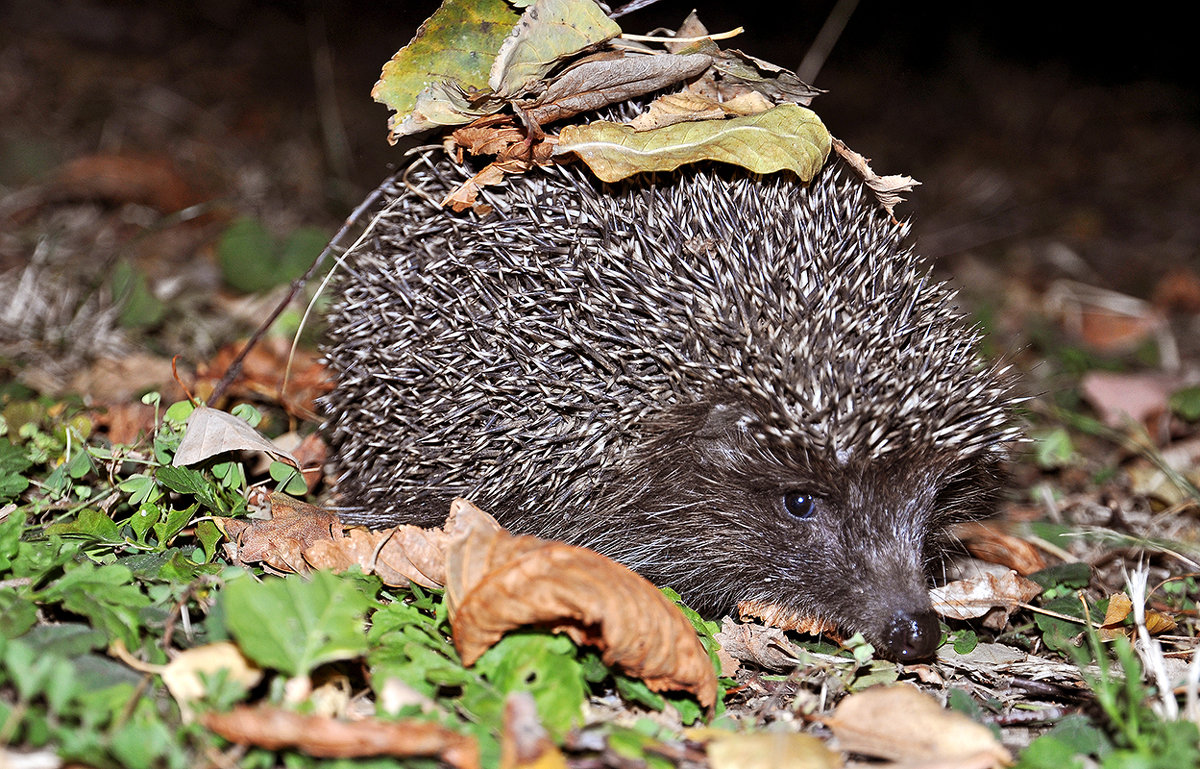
{"left": 2, "top": 2, "right": 1200, "bottom": 768}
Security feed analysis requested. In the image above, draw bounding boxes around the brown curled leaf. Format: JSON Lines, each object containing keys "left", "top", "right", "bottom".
{"left": 219, "top": 493, "right": 340, "bottom": 573}
{"left": 305, "top": 524, "right": 451, "bottom": 589}
{"left": 673, "top": 35, "right": 822, "bottom": 107}
{"left": 449, "top": 119, "right": 532, "bottom": 158}
{"left": 444, "top": 500, "right": 717, "bottom": 707}
{"left": 714, "top": 617, "right": 808, "bottom": 673}
{"left": 441, "top": 162, "right": 509, "bottom": 212}
{"left": 830, "top": 136, "right": 920, "bottom": 217}
{"left": 627, "top": 91, "right": 774, "bottom": 131}
{"left": 736, "top": 599, "right": 839, "bottom": 639}
{"left": 952, "top": 521, "right": 1047, "bottom": 575}
{"left": 202, "top": 705, "right": 479, "bottom": 769}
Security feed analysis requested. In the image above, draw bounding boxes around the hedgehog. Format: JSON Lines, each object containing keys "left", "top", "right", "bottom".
{"left": 322, "top": 144, "right": 1017, "bottom": 661}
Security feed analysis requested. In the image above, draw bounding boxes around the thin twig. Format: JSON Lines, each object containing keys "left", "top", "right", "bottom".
{"left": 620, "top": 27, "right": 744, "bottom": 43}
{"left": 797, "top": 0, "right": 861, "bottom": 84}
{"left": 608, "top": 0, "right": 663, "bottom": 20}
{"left": 206, "top": 183, "right": 388, "bottom": 407}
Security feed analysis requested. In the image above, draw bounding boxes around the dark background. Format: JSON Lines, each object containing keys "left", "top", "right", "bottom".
{"left": 2, "top": 0, "right": 1197, "bottom": 310}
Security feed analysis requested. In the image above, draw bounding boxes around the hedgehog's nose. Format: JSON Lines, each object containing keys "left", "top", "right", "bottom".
{"left": 883, "top": 609, "right": 941, "bottom": 661}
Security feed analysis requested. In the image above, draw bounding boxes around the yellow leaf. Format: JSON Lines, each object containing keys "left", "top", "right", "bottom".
{"left": 555, "top": 104, "right": 830, "bottom": 182}
{"left": 705, "top": 732, "right": 840, "bottom": 769}
{"left": 372, "top": 0, "right": 518, "bottom": 140}
{"left": 823, "top": 685, "right": 1010, "bottom": 767}
{"left": 161, "top": 642, "right": 262, "bottom": 722}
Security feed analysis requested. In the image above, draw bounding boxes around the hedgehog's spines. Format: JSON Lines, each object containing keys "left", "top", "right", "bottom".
{"left": 324, "top": 147, "right": 1013, "bottom": 535}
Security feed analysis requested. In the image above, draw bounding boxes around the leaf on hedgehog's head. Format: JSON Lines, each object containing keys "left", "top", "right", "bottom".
{"left": 371, "top": 0, "right": 519, "bottom": 142}
{"left": 675, "top": 38, "right": 824, "bottom": 107}
{"left": 488, "top": 0, "right": 622, "bottom": 98}
{"left": 554, "top": 103, "right": 832, "bottom": 183}
{"left": 524, "top": 52, "right": 714, "bottom": 126}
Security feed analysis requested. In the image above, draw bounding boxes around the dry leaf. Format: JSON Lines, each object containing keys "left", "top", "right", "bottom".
{"left": 198, "top": 337, "right": 333, "bottom": 419}
{"left": 43, "top": 152, "right": 199, "bottom": 212}
{"left": 737, "top": 599, "right": 839, "bottom": 638}
{"left": 704, "top": 732, "right": 840, "bottom": 769}
{"left": 91, "top": 402, "right": 158, "bottom": 446}
{"left": 823, "top": 685, "right": 1011, "bottom": 767}
{"left": 161, "top": 642, "right": 262, "bottom": 721}
{"left": 1080, "top": 371, "right": 1175, "bottom": 428}
{"left": 500, "top": 692, "right": 567, "bottom": 769}
{"left": 676, "top": 40, "right": 821, "bottom": 106}
{"left": 441, "top": 162, "right": 509, "bottom": 212}
{"left": 444, "top": 500, "right": 717, "bottom": 706}
{"left": 69, "top": 353, "right": 179, "bottom": 405}
{"left": 715, "top": 617, "right": 808, "bottom": 673}
{"left": 556, "top": 103, "right": 830, "bottom": 182}
{"left": 297, "top": 499, "right": 716, "bottom": 705}
{"left": 627, "top": 92, "right": 727, "bottom": 130}
{"left": 220, "top": 494, "right": 340, "bottom": 573}
{"left": 1045, "top": 281, "right": 1164, "bottom": 355}
{"left": 172, "top": 406, "right": 299, "bottom": 469}
{"left": 202, "top": 705, "right": 479, "bottom": 768}
{"left": 1146, "top": 609, "right": 1178, "bottom": 635}
{"left": 830, "top": 137, "right": 920, "bottom": 217}
{"left": 1100, "top": 592, "right": 1133, "bottom": 640}
{"left": 1153, "top": 267, "right": 1200, "bottom": 314}
{"left": 1100, "top": 592, "right": 1178, "bottom": 638}
{"left": 449, "top": 119, "right": 531, "bottom": 157}
{"left": 929, "top": 570, "right": 1041, "bottom": 628}
{"left": 952, "top": 521, "right": 1047, "bottom": 575}
{"left": 525, "top": 52, "right": 713, "bottom": 125}
{"left": 291, "top": 431, "right": 328, "bottom": 493}
{"left": 605, "top": 89, "right": 772, "bottom": 133}
{"left": 305, "top": 524, "right": 450, "bottom": 589}
{"left": 666, "top": 11, "right": 709, "bottom": 54}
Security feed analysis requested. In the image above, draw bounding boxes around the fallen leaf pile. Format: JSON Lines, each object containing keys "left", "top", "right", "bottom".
{"left": 373, "top": 0, "right": 916, "bottom": 215}
{"left": 219, "top": 496, "right": 718, "bottom": 707}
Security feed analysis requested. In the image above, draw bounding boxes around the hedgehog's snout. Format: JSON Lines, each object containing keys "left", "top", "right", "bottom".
{"left": 882, "top": 608, "right": 941, "bottom": 661}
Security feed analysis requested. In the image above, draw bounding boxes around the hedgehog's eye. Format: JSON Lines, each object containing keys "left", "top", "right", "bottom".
{"left": 783, "top": 491, "right": 816, "bottom": 520}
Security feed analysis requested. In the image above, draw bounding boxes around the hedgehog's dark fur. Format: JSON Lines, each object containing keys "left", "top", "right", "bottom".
{"left": 323, "top": 145, "right": 1017, "bottom": 660}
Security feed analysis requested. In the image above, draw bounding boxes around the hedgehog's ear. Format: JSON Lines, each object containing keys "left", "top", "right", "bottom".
{"left": 694, "top": 401, "right": 756, "bottom": 439}
{"left": 691, "top": 401, "right": 758, "bottom": 462}
{"left": 689, "top": 401, "right": 758, "bottom": 468}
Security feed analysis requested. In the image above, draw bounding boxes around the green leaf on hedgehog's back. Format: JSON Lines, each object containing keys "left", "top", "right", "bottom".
{"left": 372, "top": 0, "right": 519, "bottom": 140}
{"left": 489, "top": 0, "right": 622, "bottom": 98}
{"left": 555, "top": 103, "right": 832, "bottom": 182}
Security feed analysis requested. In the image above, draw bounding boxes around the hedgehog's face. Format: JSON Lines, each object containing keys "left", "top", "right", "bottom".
{"left": 624, "top": 397, "right": 1005, "bottom": 662}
